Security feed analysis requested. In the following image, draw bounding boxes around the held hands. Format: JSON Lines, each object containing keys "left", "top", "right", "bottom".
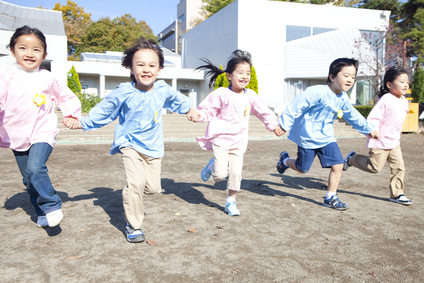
{"left": 274, "top": 125, "right": 285, "bottom": 137}
{"left": 367, "top": 129, "right": 379, "bottom": 140}
{"left": 62, "top": 117, "right": 82, "bottom": 129}
{"left": 186, "top": 108, "right": 200, "bottom": 122}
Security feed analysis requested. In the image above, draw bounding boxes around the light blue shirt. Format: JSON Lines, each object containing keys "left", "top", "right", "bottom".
{"left": 278, "top": 85, "right": 374, "bottom": 149}
{"left": 82, "top": 80, "right": 192, "bottom": 158}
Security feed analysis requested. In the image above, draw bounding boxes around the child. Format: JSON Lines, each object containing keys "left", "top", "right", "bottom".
{"left": 0, "top": 26, "right": 82, "bottom": 227}
{"left": 191, "top": 50, "right": 283, "bottom": 216}
{"left": 276, "top": 58, "right": 378, "bottom": 210}
{"left": 63, "top": 37, "right": 198, "bottom": 243}
{"left": 344, "top": 66, "right": 412, "bottom": 205}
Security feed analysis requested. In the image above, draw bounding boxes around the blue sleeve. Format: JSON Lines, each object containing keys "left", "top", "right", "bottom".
{"left": 341, "top": 98, "right": 374, "bottom": 135}
{"left": 163, "top": 86, "right": 192, "bottom": 114}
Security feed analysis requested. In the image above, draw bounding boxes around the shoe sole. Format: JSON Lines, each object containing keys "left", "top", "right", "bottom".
{"left": 224, "top": 209, "right": 240, "bottom": 216}
{"left": 323, "top": 203, "right": 349, "bottom": 210}
{"left": 201, "top": 159, "right": 214, "bottom": 181}
{"left": 343, "top": 151, "right": 355, "bottom": 171}
{"left": 389, "top": 198, "right": 412, "bottom": 205}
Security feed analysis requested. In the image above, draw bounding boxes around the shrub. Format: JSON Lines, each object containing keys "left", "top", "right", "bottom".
{"left": 411, "top": 66, "right": 424, "bottom": 103}
{"left": 76, "top": 92, "right": 102, "bottom": 113}
{"left": 354, "top": 105, "right": 374, "bottom": 117}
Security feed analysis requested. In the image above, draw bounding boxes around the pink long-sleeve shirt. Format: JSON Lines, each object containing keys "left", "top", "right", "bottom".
{"left": 196, "top": 87, "right": 278, "bottom": 152}
{"left": 0, "top": 64, "right": 81, "bottom": 151}
{"left": 366, "top": 93, "right": 409, "bottom": 149}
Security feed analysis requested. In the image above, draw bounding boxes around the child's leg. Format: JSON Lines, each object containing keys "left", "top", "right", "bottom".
{"left": 387, "top": 146, "right": 405, "bottom": 199}
{"left": 212, "top": 144, "right": 229, "bottom": 182}
{"left": 227, "top": 149, "right": 244, "bottom": 197}
{"left": 142, "top": 153, "right": 162, "bottom": 195}
{"left": 349, "top": 148, "right": 388, "bottom": 173}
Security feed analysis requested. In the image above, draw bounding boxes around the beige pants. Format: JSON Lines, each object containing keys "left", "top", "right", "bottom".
{"left": 349, "top": 145, "right": 405, "bottom": 198}
{"left": 212, "top": 144, "right": 244, "bottom": 192}
{"left": 121, "top": 147, "right": 162, "bottom": 229}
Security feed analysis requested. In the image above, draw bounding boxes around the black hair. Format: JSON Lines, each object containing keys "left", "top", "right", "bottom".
{"left": 122, "top": 37, "right": 164, "bottom": 83}
{"left": 196, "top": 49, "right": 252, "bottom": 88}
{"left": 378, "top": 66, "right": 408, "bottom": 98}
{"left": 327, "top": 58, "right": 359, "bottom": 84}
{"left": 7, "top": 25, "right": 47, "bottom": 55}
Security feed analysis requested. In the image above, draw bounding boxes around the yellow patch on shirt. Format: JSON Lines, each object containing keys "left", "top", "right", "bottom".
{"left": 33, "top": 94, "right": 46, "bottom": 106}
{"left": 337, "top": 110, "right": 343, "bottom": 119}
{"left": 154, "top": 110, "right": 159, "bottom": 122}
{"left": 244, "top": 106, "right": 250, "bottom": 116}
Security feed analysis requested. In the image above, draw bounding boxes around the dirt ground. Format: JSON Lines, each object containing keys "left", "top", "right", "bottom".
{"left": 1, "top": 133, "right": 423, "bottom": 282}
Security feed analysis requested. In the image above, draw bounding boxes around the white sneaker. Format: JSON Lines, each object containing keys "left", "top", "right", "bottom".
{"left": 46, "top": 209, "right": 63, "bottom": 227}
{"left": 389, "top": 194, "right": 412, "bottom": 206}
{"left": 37, "top": 216, "right": 48, "bottom": 228}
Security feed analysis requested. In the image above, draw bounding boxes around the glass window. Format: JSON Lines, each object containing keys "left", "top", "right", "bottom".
{"left": 286, "top": 25, "right": 311, "bottom": 42}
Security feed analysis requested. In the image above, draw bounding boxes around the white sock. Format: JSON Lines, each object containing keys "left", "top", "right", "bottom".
{"left": 325, "top": 191, "right": 336, "bottom": 199}
{"left": 283, "top": 158, "right": 289, "bottom": 167}
{"left": 226, "top": 196, "right": 236, "bottom": 203}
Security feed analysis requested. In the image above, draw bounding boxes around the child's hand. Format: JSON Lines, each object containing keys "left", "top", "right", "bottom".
{"left": 367, "top": 129, "right": 379, "bottom": 140}
{"left": 62, "top": 117, "right": 82, "bottom": 129}
{"left": 273, "top": 125, "right": 285, "bottom": 137}
{"left": 186, "top": 108, "right": 200, "bottom": 122}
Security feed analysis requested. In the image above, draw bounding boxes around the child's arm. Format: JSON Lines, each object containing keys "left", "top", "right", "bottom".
{"left": 274, "top": 125, "right": 285, "bottom": 137}
{"left": 187, "top": 108, "right": 200, "bottom": 122}
{"left": 62, "top": 117, "right": 82, "bottom": 129}
{"left": 367, "top": 129, "right": 379, "bottom": 140}
{"left": 51, "top": 78, "right": 82, "bottom": 122}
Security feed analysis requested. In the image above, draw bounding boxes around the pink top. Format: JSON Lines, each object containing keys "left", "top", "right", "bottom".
{"left": 196, "top": 87, "right": 278, "bottom": 152}
{"left": 0, "top": 64, "right": 81, "bottom": 151}
{"left": 367, "top": 93, "right": 409, "bottom": 149}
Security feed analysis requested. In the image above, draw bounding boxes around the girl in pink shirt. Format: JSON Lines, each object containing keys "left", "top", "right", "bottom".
{"left": 343, "top": 66, "right": 412, "bottom": 205}
{"left": 0, "top": 26, "right": 81, "bottom": 227}
{"left": 191, "top": 50, "right": 283, "bottom": 216}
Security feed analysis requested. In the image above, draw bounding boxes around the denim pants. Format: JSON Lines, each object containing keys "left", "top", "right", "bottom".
{"left": 13, "top": 142, "right": 62, "bottom": 216}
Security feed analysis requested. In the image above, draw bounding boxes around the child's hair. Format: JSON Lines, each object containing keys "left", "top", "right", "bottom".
{"left": 378, "top": 66, "right": 408, "bottom": 98}
{"left": 327, "top": 58, "right": 359, "bottom": 83}
{"left": 121, "top": 37, "right": 164, "bottom": 83}
{"left": 196, "top": 49, "right": 252, "bottom": 88}
{"left": 7, "top": 25, "right": 47, "bottom": 54}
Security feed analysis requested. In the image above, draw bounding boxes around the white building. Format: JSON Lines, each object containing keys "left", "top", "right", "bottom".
{"left": 179, "top": 0, "right": 390, "bottom": 113}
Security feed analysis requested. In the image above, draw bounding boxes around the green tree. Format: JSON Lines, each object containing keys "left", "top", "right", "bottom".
{"left": 411, "top": 66, "right": 424, "bottom": 103}
{"left": 67, "top": 65, "right": 81, "bottom": 93}
{"left": 202, "top": 0, "right": 235, "bottom": 15}
{"left": 82, "top": 14, "right": 156, "bottom": 53}
{"left": 214, "top": 65, "right": 230, "bottom": 90}
{"left": 246, "top": 66, "right": 258, "bottom": 94}
{"left": 53, "top": 0, "right": 92, "bottom": 60}
{"left": 400, "top": 0, "right": 424, "bottom": 66}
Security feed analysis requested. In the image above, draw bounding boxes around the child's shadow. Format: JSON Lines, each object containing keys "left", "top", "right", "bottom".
{"left": 161, "top": 178, "right": 224, "bottom": 212}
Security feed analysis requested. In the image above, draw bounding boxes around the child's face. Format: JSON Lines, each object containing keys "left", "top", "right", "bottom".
{"left": 226, "top": 62, "right": 251, "bottom": 94}
{"left": 11, "top": 33, "right": 47, "bottom": 71}
{"left": 131, "top": 49, "right": 162, "bottom": 92}
{"left": 329, "top": 65, "right": 356, "bottom": 95}
{"left": 387, "top": 73, "right": 409, "bottom": 98}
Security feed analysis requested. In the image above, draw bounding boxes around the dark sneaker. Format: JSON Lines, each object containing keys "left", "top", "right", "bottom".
{"left": 125, "top": 224, "right": 145, "bottom": 243}
{"left": 389, "top": 194, "right": 412, "bottom": 206}
{"left": 276, "top": 151, "right": 289, "bottom": 174}
{"left": 323, "top": 195, "right": 349, "bottom": 210}
{"left": 343, "top": 151, "right": 356, "bottom": 171}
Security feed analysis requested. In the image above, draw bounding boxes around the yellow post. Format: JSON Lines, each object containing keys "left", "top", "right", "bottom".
{"left": 402, "top": 98, "right": 419, "bottom": 132}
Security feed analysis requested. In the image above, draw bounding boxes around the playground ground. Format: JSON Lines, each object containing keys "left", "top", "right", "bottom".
{"left": 0, "top": 133, "right": 423, "bottom": 282}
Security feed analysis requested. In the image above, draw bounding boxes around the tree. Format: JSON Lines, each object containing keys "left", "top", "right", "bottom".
{"left": 53, "top": 0, "right": 92, "bottom": 60}
{"left": 67, "top": 65, "right": 81, "bottom": 93}
{"left": 81, "top": 14, "right": 156, "bottom": 54}
{"left": 214, "top": 65, "right": 230, "bottom": 90}
{"left": 411, "top": 66, "right": 424, "bottom": 103}
{"left": 400, "top": 0, "right": 424, "bottom": 66}
{"left": 246, "top": 66, "right": 258, "bottom": 94}
{"left": 202, "top": 0, "right": 235, "bottom": 15}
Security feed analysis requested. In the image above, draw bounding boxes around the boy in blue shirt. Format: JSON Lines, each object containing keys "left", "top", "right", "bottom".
{"left": 276, "top": 58, "right": 378, "bottom": 210}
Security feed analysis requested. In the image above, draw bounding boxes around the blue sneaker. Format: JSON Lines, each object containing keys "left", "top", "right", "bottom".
{"left": 276, "top": 151, "right": 289, "bottom": 174}
{"left": 224, "top": 201, "right": 240, "bottom": 216}
{"left": 343, "top": 151, "right": 356, "bottom": 171}
{"left": 201, "top": 158, "right": 214, "bottom": 181}
{"left": 323, "top": 195, "right": 349, "bottom": 210}
{"left": 125, "top": 224, "right": 145, "bottom": 243}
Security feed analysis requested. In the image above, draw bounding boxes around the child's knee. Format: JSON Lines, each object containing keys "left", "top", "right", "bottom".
{"left": 27, "top": 162, "right": 47, "bottom": 176}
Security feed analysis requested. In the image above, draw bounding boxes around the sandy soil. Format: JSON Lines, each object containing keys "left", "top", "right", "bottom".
{"left": 1, "top": 134, "right": 423, "bottom": 282}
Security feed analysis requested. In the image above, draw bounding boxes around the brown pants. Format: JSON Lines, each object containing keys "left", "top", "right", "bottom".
{"left": 349, "top": 145, "right": 405, "bottom": 198}
{"left": 121, "top": 147, "right": 162, "bottom": 229}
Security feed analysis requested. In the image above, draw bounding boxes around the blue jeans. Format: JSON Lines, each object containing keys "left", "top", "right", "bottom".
{"left": 13, "top": 142, "right": 62, "bottom": 216}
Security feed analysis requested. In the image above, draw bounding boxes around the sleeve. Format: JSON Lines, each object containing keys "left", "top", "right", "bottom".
{"left": 163, "top": 86, "right": 192, "bottom": 114}
{"left": 250, "top": 94, "right": 278, "bottom": 131}
{"left": 278, "top": 87, "right": 319, "bottom": 132}
{"left": 51, "top": 77, "right": 82, "bottom": 120}
{"left": 81, "top": 88, "right": 124, "bottom": 131}
{"left": 365, "top": 99, "right": 385, "bottom": 130}
{"left": 0, "top": 74, "right": 5, "bottom": 113}
{"left": 341, "top": 97, "right": 375, "bottom": 135}
{"left": 196, "top": 90, "right": 221, "bottom": 123}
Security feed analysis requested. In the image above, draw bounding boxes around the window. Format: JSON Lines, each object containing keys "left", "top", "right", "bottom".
{"left": 178, "top": 13, "right": 185, "bottom": 24}
{"left": 286, "top": 25, "right": 311, "bottom": 42}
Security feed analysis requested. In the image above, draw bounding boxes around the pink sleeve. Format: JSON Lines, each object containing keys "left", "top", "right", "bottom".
{"left": 51, "top": 78, "right": 82, "bottom": 120}
{"left": 250, "top": 94, "right": 278, "bottom": 131}
{"left": 196, "top": 90, "right": 221, "bottom": 123}
{"left": 366, "top": 98, "right": 385, "bottom": 130}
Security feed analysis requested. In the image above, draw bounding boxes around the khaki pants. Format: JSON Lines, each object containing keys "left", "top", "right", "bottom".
{"left": 212, "top": 144, "right": 244, "bottom": 192}
{"left": 121, "top": 147, "right": 162, "bottom": 229}
{"left": 349, "top": 145, "right": 405, "bottom": 198}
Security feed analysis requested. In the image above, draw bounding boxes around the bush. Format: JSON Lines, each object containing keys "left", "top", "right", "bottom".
{"left": 411, "top": 66, "right": 424, "bottom": 103}
{"left": 354, "top": 105, "right": 374, "bottom": 117}
{"left": 76, "top": 92, "right": 102, "bottom": 113}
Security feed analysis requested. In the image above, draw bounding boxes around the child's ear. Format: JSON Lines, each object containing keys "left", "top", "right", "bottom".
{"left": 386, "top": 82, "right": 392, "bottom": 90}
{"left": 43, "top": 52, "right": 47, "bottom": 60}
{"left": 328, "top": 74, "right": 334, "bottom": 82}
{"left": 226, "top": 73, "right": 231, "bottom": 82}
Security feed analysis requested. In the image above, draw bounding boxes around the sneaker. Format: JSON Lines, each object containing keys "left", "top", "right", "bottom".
{"left": 37, "top": 216, "right": 48, "bottom": 228}
{"left": 125, "top": 224, "right": 145, "bottom": 243}
{"left": 276, "top": 151, "right": 289, "bottom": 174}
{"left": 323, "top": 195, "right": 349, "bottom": 210}
{"left": 201, "top": 158, "right": 214, "bottom": 181}
{"left": 389, "top": 194, "right": 412, "bottom": 206}
{"left": 343, "top": 151, "right": 356, "bottom": 171}
{"left": 45, "top": 209, "right": 63, "bottom": 227}
{"left": 224, "top": 201, "right": 240, "bottom": 216}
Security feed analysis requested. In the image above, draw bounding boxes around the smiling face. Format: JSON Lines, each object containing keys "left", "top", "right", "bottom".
{"left": 328, "top": 65, "right": 357, "bottom": 95}
{"left": 131, "top": 49, "right": 162, "bottom": 92}
{"left": 226, "top": 62, "right": 251, "bottom": 94}
{"left": 11, "top": 33, "right": 47, "bottom": 71}
{"left": 387, "top": 73, "right": 409, "bottom": 98}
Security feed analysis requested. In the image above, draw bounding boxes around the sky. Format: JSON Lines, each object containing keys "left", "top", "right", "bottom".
{"left": 4, "top": 0, "right": 181, "bottom": 34}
